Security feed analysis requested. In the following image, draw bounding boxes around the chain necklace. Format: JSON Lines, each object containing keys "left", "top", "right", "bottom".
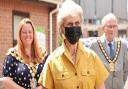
{"left": 26, "top": 62, "right": 38, "bottom": 89}
{"left": 97, "top": 38, "right": 121, "bottom": 72}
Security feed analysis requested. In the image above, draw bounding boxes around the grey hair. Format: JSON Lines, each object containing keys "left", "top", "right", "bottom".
{"left": 57, "top": 0, "right": 83, "bottom": 31}
{"left": 101, "top": 13, "right": 117, "bottom": 27}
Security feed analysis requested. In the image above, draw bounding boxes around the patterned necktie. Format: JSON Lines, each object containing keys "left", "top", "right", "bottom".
{"left": 108, "top": 42, "right": 114, "bottom": 59}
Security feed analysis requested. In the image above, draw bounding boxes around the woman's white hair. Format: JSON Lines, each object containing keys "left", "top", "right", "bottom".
{"left": 101, "top": 13, "right": 117, "bottom": 27}
{"left": 57, "top": 0, "right": 83, "bottom": 31}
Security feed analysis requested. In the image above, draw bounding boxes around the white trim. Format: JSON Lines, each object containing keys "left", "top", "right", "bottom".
{"left": 49, "top": 4, "right": 59, "bottom": 54}
{"left": 39, "top": 0, "right": 60, "bottom": 4}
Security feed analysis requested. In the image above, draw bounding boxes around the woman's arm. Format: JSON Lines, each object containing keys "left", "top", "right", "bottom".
{"left": 0, "top": 77, "right": 24, "bottom": 89}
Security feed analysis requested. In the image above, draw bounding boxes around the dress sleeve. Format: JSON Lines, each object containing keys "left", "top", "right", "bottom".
{"left": 3, "top": 55, "right": 15, "bottom": 78}
{"left": 94, "top": 53, "right": 109, "bottom": 87}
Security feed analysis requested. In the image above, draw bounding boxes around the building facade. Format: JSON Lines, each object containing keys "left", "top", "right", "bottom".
{"left": 78, "top": 0, "right": 128, "bottom": 39}
{"left": 0, "top": 0, "right": 59, "bottom": 78}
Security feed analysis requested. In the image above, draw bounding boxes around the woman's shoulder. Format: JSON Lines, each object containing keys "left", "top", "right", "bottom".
{"left": 5, "top": 47, "right": 23, "bottom": 63}
{"left": 6, "top": 47, "right": 17, "bottom": 58}
{"left": 4, "top": 47, "right": 18, "bottom": 63}
{"left": 6, "top": 47, "right": 16, "bottom": 55}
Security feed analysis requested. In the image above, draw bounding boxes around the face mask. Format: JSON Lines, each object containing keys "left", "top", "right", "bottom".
{"left": 64, "top": 26, "right": 82, "bottom": 44}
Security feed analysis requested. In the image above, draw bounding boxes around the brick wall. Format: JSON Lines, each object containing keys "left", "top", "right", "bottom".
{"left": 52, "top": 13, "right": 58, "bottom": 51}
{"left": 0, "top": 0, "right": 56, "bottom": 78}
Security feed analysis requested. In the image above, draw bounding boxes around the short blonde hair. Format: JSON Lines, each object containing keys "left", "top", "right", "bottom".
{"left": 57, "top": 0, "right": 83, "bottom": 31}
{"left": 101, "top": 13, "right": 117, "bottom": 27}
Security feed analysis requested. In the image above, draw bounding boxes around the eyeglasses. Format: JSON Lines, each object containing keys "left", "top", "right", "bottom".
{"left": 105, "top": 25, "right": 117, "bottom": 28}
{"left": 64, "top": 21, "right": 81, "bottom": 27}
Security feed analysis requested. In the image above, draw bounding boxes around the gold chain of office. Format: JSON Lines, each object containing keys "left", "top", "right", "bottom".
{"left": 97, "top": 39, "right": 121, "bottom": 72}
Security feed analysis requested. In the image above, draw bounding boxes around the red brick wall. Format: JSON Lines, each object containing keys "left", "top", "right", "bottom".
{"left": 52, "top": 13, "right": 57, "bottom": 51}
{"left": 0, "top": 0, "right": 56, "bottom": 77}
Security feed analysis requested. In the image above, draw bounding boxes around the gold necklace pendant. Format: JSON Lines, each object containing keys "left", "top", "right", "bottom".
{"left": 26, "top": 62, "right": 38, "bottom": 89}
{"left": 30, "top": 78, "right": 37, "bottom": 89}
{"left": 109, "top": 62, "right": 115, "bottom": 72}
{"left": 28, "top": 63, "right": 38, "bottom": 77}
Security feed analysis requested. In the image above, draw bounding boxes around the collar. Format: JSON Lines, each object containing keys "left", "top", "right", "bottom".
{"left": 102, "top": 34, "right": 115, "bottom": 46}
{"left": 106, "top": 40, "right": 114, "bottom": 46}
{"left": 59, "top": 40, "right": 85, "bottom": 58}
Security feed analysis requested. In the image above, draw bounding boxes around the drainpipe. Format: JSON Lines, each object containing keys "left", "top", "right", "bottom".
{"left": 49, "top": 4, "right": 59, "bottom": 54}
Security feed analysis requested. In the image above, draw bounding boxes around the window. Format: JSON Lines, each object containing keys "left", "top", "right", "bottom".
{"left": 118, "top": 29, "right": 127, "bottom": 39}
{"left": 88, "top": 31, "right": 98, "bottom": 37}
{"left": 12, "top": 11, "right": 29, "bottom": 46}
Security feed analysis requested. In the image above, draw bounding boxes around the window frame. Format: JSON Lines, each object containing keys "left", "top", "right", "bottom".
{"left": 12, "top": 11, "right": 29, "bottom": 46}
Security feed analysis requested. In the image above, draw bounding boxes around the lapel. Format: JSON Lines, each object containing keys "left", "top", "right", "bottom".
{"left": 100, "top": 36, "right": 118, "bottom": 55}
{"left": 114, "top": 38, "right": 117, "bottom": 53}
{"left": 100, "top": 36, "right": 109, "bottom": 55}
